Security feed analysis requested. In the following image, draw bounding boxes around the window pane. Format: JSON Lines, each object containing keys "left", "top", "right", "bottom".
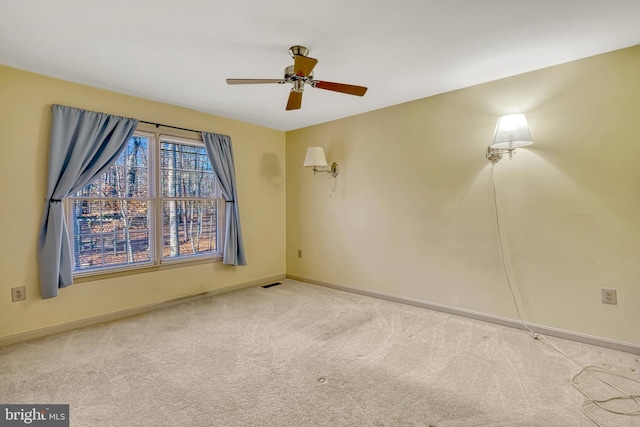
{"left": 74, "top": 136, "right": 149, "bottom": 198}
{"left": 160, "top": 141, "right": 217, "bottom": 198}
{"left": 162, "top": 200, "right": 218, "bottom": 259}
{"left": 70, "top": 199, "right": 151, "bottom": 271}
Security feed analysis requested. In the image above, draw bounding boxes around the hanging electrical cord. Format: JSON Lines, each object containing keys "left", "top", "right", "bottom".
{"left": 490, "top": 163, "right": 537, "bottom": 339}
{"left": 490, "top": 163, "right": 640, "bottom": 426}
{"left": 326, "top": 170, "right": 338, "bottom": 194}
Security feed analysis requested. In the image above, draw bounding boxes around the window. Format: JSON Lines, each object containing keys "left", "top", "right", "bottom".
{"left": 160, "top": 136, "right": 221, "bottom": 259}
{"left": 66, "top": 130, "right": 224, "bottom": 275}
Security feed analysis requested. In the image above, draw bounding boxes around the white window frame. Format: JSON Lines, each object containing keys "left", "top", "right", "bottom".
{"left": 156, "top": 133, "right": 225, "bottom": 265}
{"left": 66, "top": 126, "right": 225, "bottom": 278}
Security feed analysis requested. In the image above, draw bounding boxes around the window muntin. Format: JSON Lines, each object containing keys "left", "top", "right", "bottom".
{"left": 66, "top": 131, "right": 223, "bottom": 276}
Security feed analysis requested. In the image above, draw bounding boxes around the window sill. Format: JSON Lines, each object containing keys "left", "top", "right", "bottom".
{"left": 73, "top": 256, "right": 223, "bottom": 283}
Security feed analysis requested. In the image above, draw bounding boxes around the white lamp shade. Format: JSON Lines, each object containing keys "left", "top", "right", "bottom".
{"left": 303, "top": 147, "right": 328, "bottom": 168}
{"left": 490, "top": 113, "right": 533, "bottom": 149}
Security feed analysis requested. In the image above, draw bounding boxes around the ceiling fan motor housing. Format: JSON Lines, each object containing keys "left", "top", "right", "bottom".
{"left": 284, "top": 65, "right": 311, "bottom": 91}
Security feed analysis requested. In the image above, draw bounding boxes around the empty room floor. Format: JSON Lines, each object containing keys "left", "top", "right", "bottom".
{"left": 1, "top": 279, "right": 638, "bottom": 426}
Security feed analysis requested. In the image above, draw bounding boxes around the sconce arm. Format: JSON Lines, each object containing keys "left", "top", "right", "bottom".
{"left": 312, "top": 162, "right": 339, "bottom": 177}
{"left": 486, "top": 147, "right": 516, "bottom": 163}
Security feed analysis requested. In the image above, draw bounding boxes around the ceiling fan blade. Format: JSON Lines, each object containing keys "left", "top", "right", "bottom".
{"left": 313, "top": 81, "right": 368, "bottom": 96}
{"left": 226, "top": 79, "right": 286, "bottom": 84}
{"left": 294, "top": 55, "right": 318, "bottom": 77}
{"left": 286, "top": 90, "right": 303, "bottom": 110}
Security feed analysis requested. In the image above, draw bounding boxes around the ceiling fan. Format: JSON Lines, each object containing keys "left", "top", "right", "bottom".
{"left": 226, "top": 46, "right": 368, "bottom": 111}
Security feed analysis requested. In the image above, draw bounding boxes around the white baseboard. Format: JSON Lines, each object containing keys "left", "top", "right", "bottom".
{"left": 0, "top": 274, "right": 286, "bottom": 348}
{"left": 287, "top": 275, "right": 640, "bottom": 355}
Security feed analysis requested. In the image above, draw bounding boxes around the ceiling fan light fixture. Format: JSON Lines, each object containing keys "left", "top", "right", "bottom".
{"left": 292, "top": 80, "right": 305, "bottom": 92}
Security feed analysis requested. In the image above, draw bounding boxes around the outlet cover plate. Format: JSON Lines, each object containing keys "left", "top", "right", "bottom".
{"left": 11, "top": 286, "right": 26, "bottom": 302}
{"left": 601, "top": 288, "right": 617, "bottom": 305}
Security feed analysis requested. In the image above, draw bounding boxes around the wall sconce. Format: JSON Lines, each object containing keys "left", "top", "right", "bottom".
{"left": 304, "top": 147, "right": 339, "bottom": 177}
{"left": 486, "top": 113, "right": 533, "bottom": 163}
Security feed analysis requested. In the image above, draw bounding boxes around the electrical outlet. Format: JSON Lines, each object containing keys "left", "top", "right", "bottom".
{"left": 297, "top": 249, "right": 303, "bottom": 259}
{"left": 11, "top": 286, "right": 26, "bottom": 302}
{"left": 601, "top": 288, "right": 617, "bottom": 305}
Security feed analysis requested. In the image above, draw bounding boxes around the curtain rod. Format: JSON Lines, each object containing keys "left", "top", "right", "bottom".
{"left": 139, "top": 120, "right": 202, "bottom": 134}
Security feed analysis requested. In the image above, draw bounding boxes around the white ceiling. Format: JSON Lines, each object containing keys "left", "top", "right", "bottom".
{"left": 1, "top": 1, "right": 639, "bottom": 131}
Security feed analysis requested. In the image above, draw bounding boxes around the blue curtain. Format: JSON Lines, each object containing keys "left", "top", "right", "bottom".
{"left": 37, "top": 105, "right": 138, "bottom": 298}
{"left": 202, "top": 132, "right": 247, "bottom": 266}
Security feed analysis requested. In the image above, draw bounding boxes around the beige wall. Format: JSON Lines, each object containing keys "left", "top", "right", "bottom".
{"left": 0, "top": 65, "right": 286, "bottom": 340}
{"left": 286, "top": 46, "right": 640, "bottom": 345}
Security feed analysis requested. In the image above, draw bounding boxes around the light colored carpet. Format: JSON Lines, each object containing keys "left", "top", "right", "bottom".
{"left": 0, "top": 279, "right": 638, "bottom": 426}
